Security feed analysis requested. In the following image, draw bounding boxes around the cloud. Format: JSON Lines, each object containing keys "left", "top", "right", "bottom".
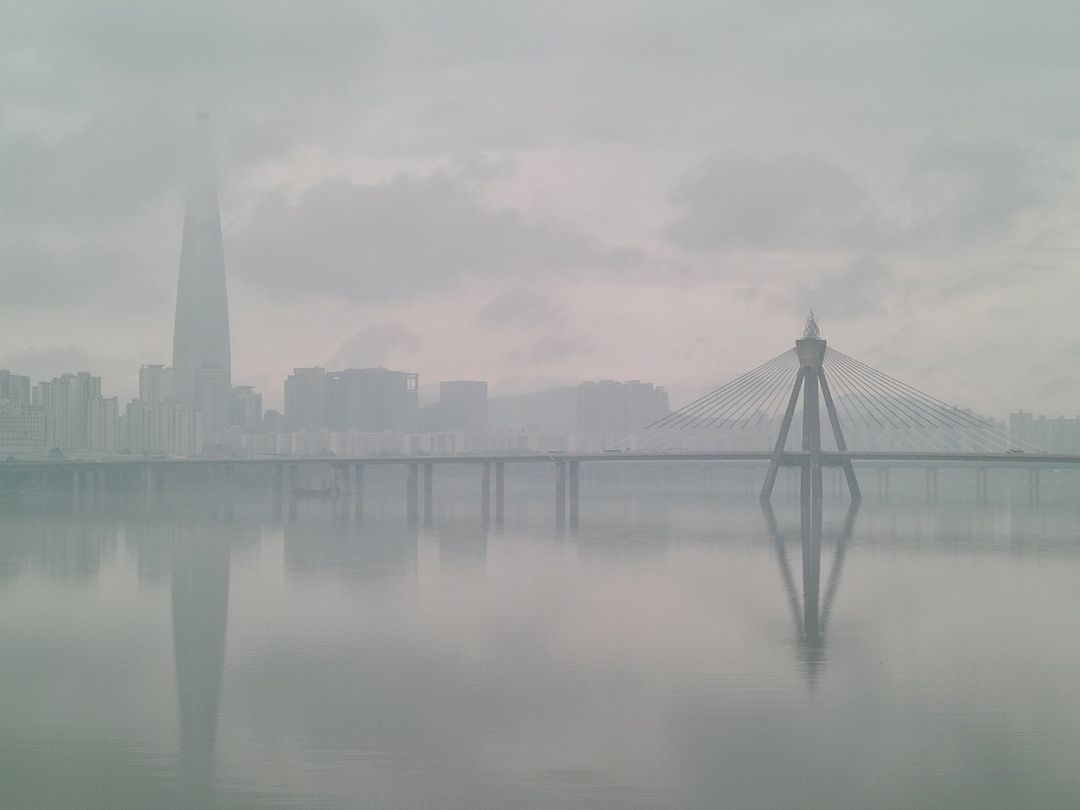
{"left": 0, "top": 239, "right": 166, "bottom": 313}
{"left": 329, "top": 324, "right": 422, "bottom": 369}
{"left": 665, "top": 153, "right": 873, "bottom": 251}
{"left": 477, "top": 288, "right": 561, "bottom": 327}
{"left": 798, "top": 256, "right": 895, "bottom": 318}
{"left": 504, "top": 332, "right": 591, "bottom": 366}
{"left": 230, "top": 170, "right": 592, "bottom": 302}
{"left": 900, "top": 135, "right": 1053, "bottom": 248}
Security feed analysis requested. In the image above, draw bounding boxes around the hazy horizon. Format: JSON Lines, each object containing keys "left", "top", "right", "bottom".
{"left": 4, "top": 3, "right": 1079, "bottom": 416}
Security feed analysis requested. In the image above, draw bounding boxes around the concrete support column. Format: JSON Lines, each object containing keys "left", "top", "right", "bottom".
{"left": 353, "top": 464, "right": 364, "bottom": 522}
{"left": 143, "top": 466, "right": 155, "bottom": 510}
{"left": 406, "top": 463, "right": 419, "bottom": 525}
{"left": 568, "top": 460, "right": 580, "bottom": 529}
{"left": 288, "top": 464, "right": 299, "bottom": 521}
{"left": 976, "top": 467, "right": 988, "bottom": 503}
{"left": 223, "top": 465, "right": 235, "bottom": 517}
{"left": 423, "top": 463, "right": 434, "bottom": 526}
{"left": 343, "top": 463, "right": 355, "bottom": 521}
{"left": 555, "top": 460, "right": 567, "bottom": 529}
{"left": 333, "top": 465, "right": 346, "bottom": 519}
{"left": 481, "top": 462, "right": 491, "bottom": 525}
{"left": 494, "top": 462, "right": 505, "bottom": 526}
{"left": 272, "top": 464, "right": 284, "bottom": 519}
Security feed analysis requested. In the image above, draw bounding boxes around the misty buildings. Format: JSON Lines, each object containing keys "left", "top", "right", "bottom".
{"left": 0, "top": 370, "right": 32, "bottom": 406}
{"left": 326, "top": 369, "right": 419, "bottom": 432}
{"left": 284, "top": 366, "right": 420, "bottom": 434}
{"left": 139, "top": 364, "right": 172, "bottom": 406}
{"left": 126, "top": 363, "right": 203, "bottom": 456}
{"left": 284, "top": 367, "right": 327, "bottom": 432}
{"left": 230, "top": 386, "right": 262, "bottom": 431}
{"left": 436, "top": 381, "right": 488, "bottom": 430}
{"left": 577, "top": 380, "right": 669, "bottom": 435}
{"left": 172, "top": 112, "right": 231, "bottom": 435}
{"left": 0, "top": 400, "right": 45, "bottom": 455}
{"left": 1010, "top": 410, "right": 1080, "bottom": 453}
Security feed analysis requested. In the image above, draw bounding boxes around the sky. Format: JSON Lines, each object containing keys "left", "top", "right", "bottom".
{"left": 2, "top": 1, "right": 1079, "bottom": 415}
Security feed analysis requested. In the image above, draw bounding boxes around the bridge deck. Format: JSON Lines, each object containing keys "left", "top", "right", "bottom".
{"left": 4, "top": 449, "right": 1080, "bottom": 472}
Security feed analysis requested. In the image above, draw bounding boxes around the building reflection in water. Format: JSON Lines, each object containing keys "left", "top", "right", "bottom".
{"left": 761, "top": 497, "right": 859, "bottom": 684}
{"left": 169, "top": 517, "right": 232, "bottom": 807}
{"left": 283, "top": 505, "right": 418, "bottom": 582}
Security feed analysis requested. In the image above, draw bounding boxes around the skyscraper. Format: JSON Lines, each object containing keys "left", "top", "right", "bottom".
{"left": 172, "top": 112, "right": 231, "bottom": 435}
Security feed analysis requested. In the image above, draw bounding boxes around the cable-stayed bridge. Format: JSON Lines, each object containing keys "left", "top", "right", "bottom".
{"left": 3, "top": 314, "right": 1077, "bottom": 523}
{"left": 619, "top": 313, "right": 1049, "bottom": 503}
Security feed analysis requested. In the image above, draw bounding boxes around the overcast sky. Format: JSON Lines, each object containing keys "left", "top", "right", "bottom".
{"left": 3, "top": 1, "right": 1079, "bottom": 415}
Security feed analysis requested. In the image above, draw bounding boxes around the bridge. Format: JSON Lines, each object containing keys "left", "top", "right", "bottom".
{"left": 2, "top": 315, "right": 1075, "bottom": 523}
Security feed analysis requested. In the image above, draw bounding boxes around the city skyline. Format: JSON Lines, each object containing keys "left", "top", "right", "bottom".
{"left": 3, "top": 4, "right": 1080, "bottom": 419}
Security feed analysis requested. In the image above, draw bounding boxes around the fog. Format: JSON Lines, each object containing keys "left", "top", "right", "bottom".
{"left": 3, "top": 2, "right": 1079, "bottom": 422}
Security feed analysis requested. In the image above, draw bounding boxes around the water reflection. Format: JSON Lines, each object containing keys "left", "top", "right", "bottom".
{"left": 170, "top": 518, "right": 231, "bottom": 807}
{"left": 761, "top": 498, "right": 859, "bottom": 684}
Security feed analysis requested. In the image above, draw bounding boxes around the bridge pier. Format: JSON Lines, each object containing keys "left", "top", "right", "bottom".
{"left": 423, "top": 463, "right": 434, "bottom": 526}
{"left": 143, "top": 466, "right": 156, "bottom": 511}
{"left": 480, "top": 462, "right": 491, "bottom": 525}
{"left": 288, "top": 463, "right": 299, "bottom": 521}
{"left": 555, "top": 460, "right": 567, "bottom": 529}
{"left": 333, "top": 464, "right": 349, "bottom": 520}
{"left": 406, "top": 463, "right": 419, "bottom": 525}
{"left": 976, "top": 467, "right": 989, "bottom": 503}
{"left": 72, "top": 469, "right": 82, "bottom": 511}
{"left": 353, "top": 463, "right": 364, "bottom": 521}
{"left": 495, "top": 462, "right": 505, "bottom": 526}
{"left": 761, "top": 324, "right": 859, "bottom": 504}
{"left": 272, "top": 464, "right": 284, "bottom": 519}
{"left": 223, "top": 465, "right": 236, "bottom": 518}
{"left": 569, "top": 460, "right": 580, "bottom": 528}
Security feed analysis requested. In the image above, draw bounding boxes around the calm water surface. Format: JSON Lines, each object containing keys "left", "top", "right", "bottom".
{"left": 2, "top": 465, "right": 1079, "bottom": 808}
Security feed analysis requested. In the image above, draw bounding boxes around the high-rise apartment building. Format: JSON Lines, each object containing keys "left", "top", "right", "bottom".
{"left": 33, "top": 372, "right": 102, "bottom": 452}
{"left": 230, "top": 386, "right": 262, "bottom": 431}
{"left": 88, "top": 396, "right": 120, "bottom": 453}
{"left": 0, "top": 400, "right": 45, "bottom": 455}
{"left": 284, "top": 367, "right": 327, "bottom": 431}
{"left": 0, "top": 370, "right": 32, "bottom": 406}
{"left": 139, "top": 364, "right": 173, "bottom": 406}
{"left": 325, "top": 368, "right": 419, "bottom": 433}
{"left": 172, "top": 112, "right": 231, "bottom": 434}
{"left": 576, "top": 380, "right": 669, "bottom": 435}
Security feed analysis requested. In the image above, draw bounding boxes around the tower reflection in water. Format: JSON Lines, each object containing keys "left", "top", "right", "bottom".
{"left": 169, "top": 517, "right": 231, "bottom": 807}
{"left": 761, "top": 497, "right": 859, "bottom": 683}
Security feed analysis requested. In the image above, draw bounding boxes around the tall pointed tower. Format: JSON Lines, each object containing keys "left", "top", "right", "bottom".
{"left": 172, "top": 111, "right": 231, "bottom": 435}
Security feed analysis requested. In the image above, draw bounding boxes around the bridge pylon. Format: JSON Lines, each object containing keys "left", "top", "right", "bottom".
{"left": 760, "top": 314, "right": 861, "bottom": 503}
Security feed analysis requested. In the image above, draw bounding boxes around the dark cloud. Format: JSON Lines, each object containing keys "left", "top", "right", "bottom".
{"left": 477, "top": 288, "right": 561, "bottom": 327}
{"left": 798, "top": 256, "right": 895, "bottom": 318}
{"left": 0, "top": 109, "right": 187, "bottom": 227}
{"left": 665, "top": 153, "right": 873, "bottom": 251}
{"left": 230, "top": 170, "right": 591, "bottom": 302}
{"left": 1, "top": 239, "right": 166, "bottom": 314}
{"left": 504, "top": 333, "right": 591, "bottom": 366}
{"left": 329, "top": 324, "right": 422, "bottom": 369}
{"left": 902, "top": 135, "right": 1053, "bottom": 248}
